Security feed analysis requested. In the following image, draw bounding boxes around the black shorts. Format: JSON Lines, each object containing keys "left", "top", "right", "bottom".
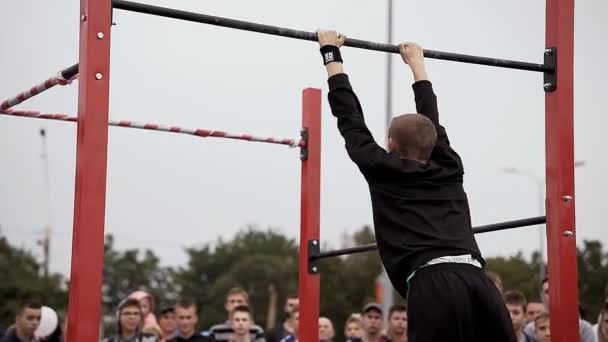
{"left": 407, "top": 263, "right": 516, "bottom": 342}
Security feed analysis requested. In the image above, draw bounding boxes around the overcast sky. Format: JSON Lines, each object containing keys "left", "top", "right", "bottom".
{"left": 1, "top": 0, "right": 606, "bottom": 277}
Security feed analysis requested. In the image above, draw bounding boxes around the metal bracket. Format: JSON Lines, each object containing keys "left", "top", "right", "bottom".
{"left": 543, "top": 47, "right": 557, "bottom": 92}
{"left": 308, "top": 239, "right": 320, "bottom": 274}
{"left": 300, "top": 128, "right": 309, "bottom": 161}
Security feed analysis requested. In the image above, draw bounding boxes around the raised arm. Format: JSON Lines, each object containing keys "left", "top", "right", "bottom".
{"left": 399, "top": 43, "right": 450, "bottom": 146}
{"left": 317, "top": 29, "right": 389, "bottom": 173}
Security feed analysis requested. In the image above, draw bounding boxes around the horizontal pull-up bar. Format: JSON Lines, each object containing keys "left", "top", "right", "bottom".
{"left": 0, "top": 109, "right": 303, "bottom": 147}
{"left": 112, "top": 0, "right": 553, "bottom": 73}
{"left": 61, "top": 64, "right": 79, "bottom": 80}
{"left": 0, "top": 63, "right": 79, "bottom": 112}
{"left": 310, "top": 215, "right": 546, "bottom": 261}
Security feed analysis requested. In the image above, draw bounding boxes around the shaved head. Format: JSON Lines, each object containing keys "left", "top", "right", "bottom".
{"left": 388, "top": 114, "right": 437, "bottom": 161}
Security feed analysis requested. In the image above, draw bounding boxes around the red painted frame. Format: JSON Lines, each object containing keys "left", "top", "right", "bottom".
{"left": 61, "top": 0, "right": 576, "bottom": 339}
{"left": 66, "top": 0, "right": 112, "bottom": 341}
{"left": 545, "top": 0, "right": 578, "bottom": 341}
{"left": 298, "top": 88, "right": 322, "bottom": 342}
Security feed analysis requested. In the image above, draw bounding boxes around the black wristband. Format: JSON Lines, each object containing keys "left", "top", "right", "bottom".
{"left": 320, "top": 45, "right": 343, "bottom": 65}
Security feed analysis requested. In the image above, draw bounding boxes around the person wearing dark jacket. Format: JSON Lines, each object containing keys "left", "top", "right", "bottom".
{"left": 0, "top": 300, "right": 41, "bottom": 342}
{"left": 265, "top": 295, "right": 298, "bottom": 342}
{"left": 315, "top": 29, "right": 515, "bottom": 342}
{"left": 169, "top": 299, "right": 212, "bottom": 342}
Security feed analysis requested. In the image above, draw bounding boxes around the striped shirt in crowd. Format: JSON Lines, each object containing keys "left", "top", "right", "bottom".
{"left": 207, "top": 322, "right": 266, "bottom": 342}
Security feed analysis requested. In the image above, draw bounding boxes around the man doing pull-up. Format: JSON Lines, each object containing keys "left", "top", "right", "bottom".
{"left": 316, "top": 29, "right": 515, "bottom": 342}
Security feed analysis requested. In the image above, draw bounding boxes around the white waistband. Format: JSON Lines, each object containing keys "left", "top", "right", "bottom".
{"left": 424, "top": 254, "right": 482, "bottom": 268}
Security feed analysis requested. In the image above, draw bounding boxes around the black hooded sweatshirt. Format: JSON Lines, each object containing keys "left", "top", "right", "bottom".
{"left": 327, "top": 73, "right": 485, "bottom": 296}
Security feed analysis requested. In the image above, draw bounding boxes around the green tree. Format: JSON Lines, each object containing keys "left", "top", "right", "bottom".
{"left": 320, "top": 225, "right": 383, "bottom": 341}
{"left": 485, "top": 251, "right": 542, "bottom": 301}
{"left": 102, "top": 234, "right": 179, "bottom": 318}
{"left": 0, "top": 236, "right": 67, "bottom": 329}
{"left": 577, "top": 239, "right": 608, "bottom": 321}
{"left": 175, "top": 227, "right": 299, "bottom": 330}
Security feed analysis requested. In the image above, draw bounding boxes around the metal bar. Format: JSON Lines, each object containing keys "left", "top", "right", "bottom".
{"left": 313, "top": 243, "right": 378, "bottom": 260}
{"left": 0, "top": 63, "right": 79, "bottom": 111}
{"left": 472, "top": 215, "right": 546, "bottom": 234}
{"left": 0, "top": 109, "right": 304, "bottom": 148}
{"left": 311, "top": 216, "right": 547, "bottom": 260}
{"left": 112, "top": 0, "right": 552, "bottom": 73}
{"left": 545, "top": 0, "right": 579, "bottom": 340}
{"left": 65, "top": 1, "right": 111, "bottom": 341}
{"left": 61, "top": 63, "right": 80, "bottom": 80}
{"left": 298, "top": 88, "right": 321, "bottom": 342}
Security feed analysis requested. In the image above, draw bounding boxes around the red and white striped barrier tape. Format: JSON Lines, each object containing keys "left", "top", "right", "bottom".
{"left": 0, "top": 109, "right": 304, "bottom": 148}
{"left": 0, "top": 73, "right": 76, "bottom": 111}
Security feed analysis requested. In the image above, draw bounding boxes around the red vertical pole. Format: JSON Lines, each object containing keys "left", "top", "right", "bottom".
{"left": 65, "top": 0, "right": 112, "bottom": 341}
{"left": 545, "top": 0, "right": 578, "bottom": 341}
{"left": 298, "top": 87, "right": 322, "bottom": 342}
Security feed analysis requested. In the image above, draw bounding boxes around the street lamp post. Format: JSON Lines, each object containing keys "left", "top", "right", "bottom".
{"left": 380, "top": 0, "right": 395, "bottom": 321}
{"left": 502, "top": 160, "right": 585, "bottom": 280}
{"left": 502, "top": 168, "right": 546, "bottom": 279}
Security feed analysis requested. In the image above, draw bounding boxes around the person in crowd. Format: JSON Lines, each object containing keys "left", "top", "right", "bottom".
{"left": 534, "top": 313, "right": 551, "bottom": 342}
{"left": 170, "top": 299, "right": 212, "bottom": 342}
{"left": 208, "top": 287, "right": 264, "bottom": 342}
{"left": 129, "top": 291, "right": 161, "bottom": 333}
{"left": 318, "top": 317, "right": 335, "bottom": 342}
{"left": 158, "top": 305, "right": 178, "bottom": 342}
{"left": 361, "top": 303, "right": 383, "bottom": 342}
{"left": 380, "top": 305, "right": 408, "bottom": 342}
{"left": 0, "top": 300, "right": 42, "bottom": 342}
{"left": 344, "top": 314, "right": 364, "bottom": 341}
{"left": 230, "top": 305, "right": 257, "bottom": 342}
{"left": 278, "top": 307, "right": 299, "bottom": 342}
{"left": 504, "top": 290, "right": 534, "bottom": 342}
{"left": 103, "top": 298, "right": 159, "bottom": 342}
{"left": 594, "top": 296, "right": 608, "bottom": 342}
{"left": 485, "top": 270, "right": 504, "bottom": 295}
{"left": 525, "top": 300, "right": 545, "bottom": 325}
{"left": 266, "top": 295, "right": 299, "bottom": 342}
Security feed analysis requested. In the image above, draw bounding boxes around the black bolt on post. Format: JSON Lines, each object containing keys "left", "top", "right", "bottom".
{"left": 300, "top": 128, "right": 309, "bottom": 161}
{"left": 544, "top": 47, "right": 557, "bottom": 92}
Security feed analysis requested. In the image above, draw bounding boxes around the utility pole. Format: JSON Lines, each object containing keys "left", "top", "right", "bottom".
{"left": 381, "top": 0, "right": 396, "bottom": 320}
{"left": 385, "top": 0, "right": 394, "bottom": 141}
{"left": 39, "top": 128, "right": 52, "bottom": 279}
{"left": 38, "top": 230, "right": 50, "bottom": 279}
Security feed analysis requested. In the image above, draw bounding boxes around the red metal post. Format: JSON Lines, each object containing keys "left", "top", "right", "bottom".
{"left": 65, "top": 1, "right": 112, "bottom": 341}
{"left": 545, "top": 0, "right": 578, "bottom": 341}
{"left": 298, "top": 88, "right": 322, "bottom": 342}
